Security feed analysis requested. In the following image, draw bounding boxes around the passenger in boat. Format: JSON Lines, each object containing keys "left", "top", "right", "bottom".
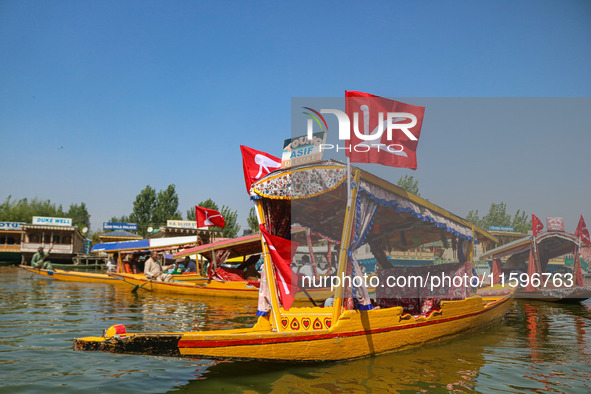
{"left": 144, "top": 251, "right": 174, "bottom": 282}
{"left": 298, "top": 255, "right": 314, "bottom": 278}
{"left": 316, "top": 259, "right": 327, "bottom": 276}
{"left": 183, "top": 256, "right": 197, "bottom": 273}
{"left": 31, "top": 246, "right": 52, "bottom": 269}
{"left": 238, "top": 254, "right": 261, "bottom": 281}
{"left": 106, "top": 255, "right": 117, "bottom": 273}
{"left": 128, "top": 254, "right": 141, "bottom": 274}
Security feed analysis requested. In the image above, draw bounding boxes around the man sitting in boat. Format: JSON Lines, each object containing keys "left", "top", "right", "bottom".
{"left": 298, "top": 255, "right": 314, "bottom": 278}
{"left": 237, "top": 254, "right": 261, "bottom": 281}
{"left": 106, "top": 255, "right": 117, "bottom": 273}
{"left": 128, "top": 253, "right": 142, "bottom": 274}
{"left": 144, "top": 251, "right": 174, "bottom": 282}
{"left": 183, "top": 256, "right": 197, "bottom": 273}
{"left": 31, "top": 246, "right": 52, "bottom": 270}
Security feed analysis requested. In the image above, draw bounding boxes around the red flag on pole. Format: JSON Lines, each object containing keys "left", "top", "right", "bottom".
{"left": 532, "top": 215, "right": 544, "bottom": 237}
{"left": 573, "top": 247, "right": 585, "bottom": 287}
{"left": 345, "top": 91, "right": 425, "bottom": 170}
{"left": 492, "top": 258, "right": 503, "bottom": 284}
{"left": 575, "top": 215, "right": 591, "bottom": 247}
{"left": 195, "top": 206, "right": 225, "bottom": 228}
{"left": 259, "top": 224, "right": 300, "bottom": 310}
{"left": 240, "top": 145, "right": 281, "bottom": 193}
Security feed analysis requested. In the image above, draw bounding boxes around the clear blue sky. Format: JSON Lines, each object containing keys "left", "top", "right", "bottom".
{"left": 1, "top": 1, "right": 590, "bottom": 234}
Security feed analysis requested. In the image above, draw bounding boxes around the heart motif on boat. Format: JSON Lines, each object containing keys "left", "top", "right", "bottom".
{"left": 281, "top": 318, "right": 288, "bottom": 329}
{"left": 313, "top": 318, "right": 322, "bottom": 330}
{"left": 290, "top": 318, "right": 300, "bottom": 330}
{"left": 324, "top": 318, "right": 332, "bottom": 328}
{"left": 302, "top": 318, "right": 311, "bottom": 330}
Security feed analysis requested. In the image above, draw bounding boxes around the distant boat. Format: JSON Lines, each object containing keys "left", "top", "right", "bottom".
{"left": 482, "top": 231, "right": 591, "bottom": 302}
{"left": 21, "top": 236, "right": 206, "bottom": 285}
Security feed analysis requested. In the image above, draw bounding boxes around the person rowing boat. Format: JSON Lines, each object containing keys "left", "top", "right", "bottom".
{"left": 144, "top": 251, "right": 173, "bottom": 282}
{"left": 31, "top": 246, "right": 53, "bottom": 270}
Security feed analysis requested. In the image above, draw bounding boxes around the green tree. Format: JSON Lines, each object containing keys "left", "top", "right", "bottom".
{"left": 397, "top": 175, "right": 420, "bottom": 196}
{"left": 198, "top": 198, "right": 219, "bottom": 211}
{"left": 247, "top": 207, "right": 259, "bottom": 233}
{"left": 466, "top": 209, "right": 483, "bottom": 228}
{"left": 109, "top": 215, "right": 130, "bottom": 223}
{"left": 129, "top": 185, "right": 157, "bottom": 237}
{"left": 66, "top": 202, "right": 91, "bottom": 231}
{"left": 220, "top": 205, "right": 240, "bottom": 238}
{"left": 482, "top": 202, "right": 512, "bottom": 227}
{"left": 0, "top": 195, "right": 66, "bottom": 222}
{"left": 153, "top": 184, "right": 182, "bottom": 226}
{"left": 511, "top": 209, "right": 531, "bottom": 233}
{"left": 186, "top": 207, "right": 195, "bottom": 221}
{"left": 466, "top": 202, "right": 531, "bottom": 233}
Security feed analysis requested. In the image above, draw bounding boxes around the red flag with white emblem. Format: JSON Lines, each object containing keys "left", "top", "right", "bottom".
{"left": 195, "top": 206, "right": 225, "bottom": 228}
{"left": 575, "top": 215, "right": 591, "bottom": 247}
{"left": 240, "top": 145, "right": 281, "bottom": 193}
{"left": 532, "top": 214, "right": 544, "bottom": 237}
{"left": 259, "top": 224, "right": 299, "bottom": 310}
{"left": 345, "top": 91, "right": 425, "bottom": 170}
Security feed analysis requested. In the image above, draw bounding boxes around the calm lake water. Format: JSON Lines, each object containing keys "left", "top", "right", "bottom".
{"left": 1, "top": 265, "right": 590, "bottom": 393}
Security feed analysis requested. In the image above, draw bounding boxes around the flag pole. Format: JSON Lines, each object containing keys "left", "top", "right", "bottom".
{"left": 347, "top": 157, "right": 351, "bottom": 209}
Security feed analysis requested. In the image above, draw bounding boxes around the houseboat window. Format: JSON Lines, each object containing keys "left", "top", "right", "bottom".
{"left": 6, "top": 237, "right": 16, "bottom": 245}
{"left": 62, "top": 235, "right": 71, "bottom": 244}
{"left": 53, "top": 234, "right": 61, "bottom": 244}
{"left": 44, "top": 234, "right": 52, "bottom": 244}
{"left": 29, "top": 234, "right": 39, "bottom": 243}
{"left": 0, "top": 236, "right": 5, "bottom": 245}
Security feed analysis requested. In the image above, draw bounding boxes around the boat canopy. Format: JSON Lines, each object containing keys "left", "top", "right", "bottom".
{"left": 252, "top": 161, "right": 497, "bottom": 250}
{"left": 174, "top": 227, "right": 309, "bottom": 261}
{"left": 174, "top": 233, "right": 262, "bottom": 261}
{"left": 91, "top": 235, "right": 199, "bottom": 253}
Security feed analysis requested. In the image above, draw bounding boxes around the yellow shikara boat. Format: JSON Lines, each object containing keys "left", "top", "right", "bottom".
{"left": 20, "top": 265, "right": 206, "bottom": 284}
{"left": 112, "top": 231, "right": 333, "bottom": 301}
{"left": 20, "top": 236, "right": 205, "bottom": 285}
{"left": 74, "top": 161, "right": 514, "bottom": 361}
{"left": 20, "top": 265, "right": 125, "bottom": 284}
{"left": 110, "top": 272, "right": 260, "bottom": 298}
{"left": 110, "top": 233, "right": 263, "bottom": 298}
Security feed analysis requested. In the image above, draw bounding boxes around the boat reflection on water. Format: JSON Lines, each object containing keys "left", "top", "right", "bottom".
{"left": 175, "top": 327, "right": 503, "bottom": 392}
{"left": 486, "top": 300, "right": 591, "bottom": 392}
{"left": 42, "top": 280, "right": 259, "bottom": 333}
{"left": 510, "top": 300, "right": 591, "bottom": 391}
{"left": 171, "top": 300, "right": 591, "bottom": 393}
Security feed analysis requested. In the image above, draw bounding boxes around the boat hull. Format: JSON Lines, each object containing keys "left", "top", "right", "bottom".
{"left": 19, "top": 265, "right": 206, "bottom": 285}
{"left": 20, "top": 265, "right": 123, "bottom": 284}
{"left": 74, "top": 292, "right": 514, "bottom": 361}
{"left": 516, "top": 287, "right": 591, "bottom": 303}
{"left": 112, "top": 272, "right": 260, "bottom": 298}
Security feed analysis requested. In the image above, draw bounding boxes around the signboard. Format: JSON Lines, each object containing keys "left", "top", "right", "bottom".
{"left": 103, "top": 222, "right": 138, "bottom": 231}
{"left": 0, "top": 222, "right": 23, "bottom": 231}
{"left": 166, "top": 220, "right": 197, "bottom": 229}
{"left": 547, "top": 217, "right": 565, "bottom": 232}
{"left": 32, "top": 216, "right": 72, "bottom": 226}
{"left": 489, "top": 225, "right": 515, "bottom": 232}
{"left": 281, "top": 132, "right": 327, "bottom": 168}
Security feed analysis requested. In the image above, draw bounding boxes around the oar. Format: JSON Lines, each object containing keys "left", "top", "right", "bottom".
{"left": 131, "top": 278, "right": 153, "bottom": 294}
{"left": 301, "top": 287, "right": 318, "bottom": 307}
